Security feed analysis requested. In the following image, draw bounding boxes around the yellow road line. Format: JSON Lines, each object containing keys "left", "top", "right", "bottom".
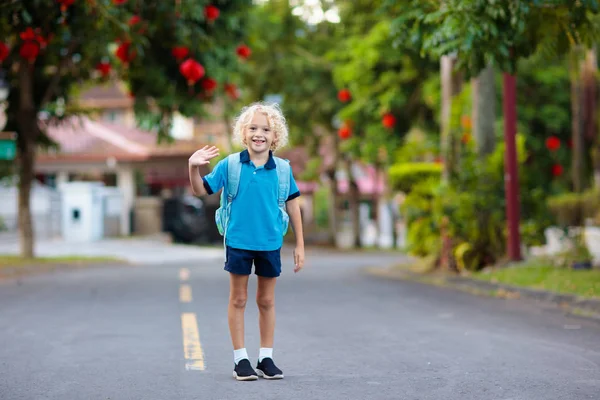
{"left": 180, "top": 284, "right": 192, "bottom": 303}
{"left": 179, "top": 268, "right": 190, "bottom": 281}
{"left": 181, "top": 312, "right": 205, "bottom": 371}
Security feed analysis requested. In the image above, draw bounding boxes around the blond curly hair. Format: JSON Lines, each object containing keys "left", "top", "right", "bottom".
{"left": 232, "top": 102, "right": 289, "bottom": 152}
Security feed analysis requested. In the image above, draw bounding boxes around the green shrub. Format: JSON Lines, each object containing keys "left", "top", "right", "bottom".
{"left": 401, "top": 132, "right": 554, "bottom": 271}
{"left": 547, "top": 189, "right": 600, "bottom": 226}
{"left": 388, "top": 162, "right": 442, "bottom": 193}
{"left": 313, "top": 185, "right": 330, "bottom": 229}
{"left": 402, "top": 179, "right": 441, "bottom": 256}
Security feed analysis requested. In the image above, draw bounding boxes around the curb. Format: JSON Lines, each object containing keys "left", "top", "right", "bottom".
{"left": 364, "top": 266, "right": 600, "bottom": 320}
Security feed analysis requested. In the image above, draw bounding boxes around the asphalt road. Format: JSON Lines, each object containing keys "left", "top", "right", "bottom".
{"left": 1, "top": 247, "right": 599, "bottom": 400}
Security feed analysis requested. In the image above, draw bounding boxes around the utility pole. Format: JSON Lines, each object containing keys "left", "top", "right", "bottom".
{"left": 503, "top": 72, "right": 521, "bottom": 261}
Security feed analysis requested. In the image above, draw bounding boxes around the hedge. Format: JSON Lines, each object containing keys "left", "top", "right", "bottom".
{"left": 547, "top": 189, "right": 600, "bottom": 226}
{"left": 388, "top": 162, "right": 442, "bottom": 193}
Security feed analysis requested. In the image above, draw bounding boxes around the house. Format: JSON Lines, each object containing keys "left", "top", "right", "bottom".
{"left": 35, "top": 116, "right": 206, "bottom": 237}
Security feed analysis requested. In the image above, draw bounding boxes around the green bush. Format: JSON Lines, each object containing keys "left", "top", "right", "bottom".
{"left": 313, "top": 185, "right": 330, "bottom": 229}
{"left": 388, "top": 162, "right": 442, "bottom": 193}
{"left": 401, "top": 133, "right": 554, "bottom": 271}
{"left": 547, "top": 189, "right": 600, "bottom": 226}
{"left": 402, "top": 179, "right": 441, "bottom": 256}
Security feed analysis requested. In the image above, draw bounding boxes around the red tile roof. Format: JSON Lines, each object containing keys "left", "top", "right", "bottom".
{"left": 37, "top": 117, "right": 201, "bottom": 163}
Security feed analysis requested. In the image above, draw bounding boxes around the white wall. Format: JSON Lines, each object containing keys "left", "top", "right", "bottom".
{"left": 0, "top": 182, "right": 61, "bottom": 238}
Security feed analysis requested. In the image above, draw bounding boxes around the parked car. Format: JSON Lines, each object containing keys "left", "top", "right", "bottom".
{"left": 162, "top": 195, "right": 210, "bottom": 244}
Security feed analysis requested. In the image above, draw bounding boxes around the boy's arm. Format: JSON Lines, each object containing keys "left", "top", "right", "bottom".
{"left": 286, "top": 198, "right": 305, "bottom": 272}
{"left": 189, "top": 164, "right": 208, "bottom": 196}
{"left": 188, "top": 146, "right": 222, "bottom": 196}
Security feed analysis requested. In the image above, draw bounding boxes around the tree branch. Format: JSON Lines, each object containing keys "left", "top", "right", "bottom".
{"left": 40, "top": 41, "right": 78, "bottom": 108}
{"left": 291, "top": 45, "right": 333, "bottom": 70}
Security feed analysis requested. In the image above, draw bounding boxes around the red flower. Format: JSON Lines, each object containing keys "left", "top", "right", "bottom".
{"left": 19, "top": 41, "right": 39, "bottom": 62}
{"left": 551, "top": 164, "right": 563, "bottom": 177}
{"left": 382, "top": 113, "right": 396, "bottom": 129}
{"left": 96, "top": 62, "right": 111, "bottom": 77}
{"left": 20, "top": 28, "right": 37, "bottom": 41}
{"left": 129, "top": 15, "right": 141, "bottom": 26}
{"left": 461, "top": 133, "right": 471, "bottom": 144}
{"left": 460, "top": 115, "right": 472, "bottom": 130}
{"left": 338, "top": 124, "right": 352, "bottom": 139}
{"left": 224, "top": 83, "right": 239, "bottom": 100}
{"left": 337, "top": 89, "right": 351, "bottom": 102}
{"left": 57, "top": 0, "right": 75, "bottom": 12}
{"left": 179, "top": 58, "right": 205, "bottom": 85}
{"left": 236, "top": 44, "right": 251, "bottom": 59}
{"left": 545, "top": 136, "right": 561, "bottom": 151}
{"left": 0, "top": 42, "right": 9, "bottom": 63}
{"left": 204, "top": 5, "right": 219, "bottom": 21}
{"left": 171, "top": 46, "right": 189, "bottom": 61}
{"left": 112, "top": 0, "right": 127, "bottom": 4}
{"left": 115, "top": 41, "right": 136, "bottom": 63}
{"left": 201, "top": 78, "right": 218, "bottom": 92}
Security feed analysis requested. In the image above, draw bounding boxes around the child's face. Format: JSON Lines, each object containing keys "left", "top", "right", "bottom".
{"left": 244, "top": 111, "right": 275, "bottom": 154}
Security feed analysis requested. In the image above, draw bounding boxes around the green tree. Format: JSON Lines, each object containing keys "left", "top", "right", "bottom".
{"left": 0, "top": 0, "right": 252, "bottom": 257}
{"left": 387, "top": 0, "right": 600, "bottom": 261}
{"left": 330, "top": 0, "right": 438, "bottom": 247}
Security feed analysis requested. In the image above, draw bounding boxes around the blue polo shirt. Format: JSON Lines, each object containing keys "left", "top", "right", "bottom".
{"left": 202, "top": 150, "right": 300, "bottom": 251}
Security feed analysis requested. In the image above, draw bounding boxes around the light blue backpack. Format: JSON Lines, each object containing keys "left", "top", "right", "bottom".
{"left": 215, "top": 153, "right": 291, "bottom": 241}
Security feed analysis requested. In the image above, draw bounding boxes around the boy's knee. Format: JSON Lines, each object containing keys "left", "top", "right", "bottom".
{"left": 230, "top": 294, "right": 247, "bottom": 309}
{"left": 256, "top": 296, "right": 275, "bottom": 311}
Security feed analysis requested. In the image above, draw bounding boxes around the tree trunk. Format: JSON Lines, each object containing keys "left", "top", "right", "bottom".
{"left": 17, "top": 62, "right": 38, "bottom": 258}
{"left": 571, "top": 47, "right": 585, "bottom": 193}
{"left": 440, "top": 54, "right": 463, "bottom": 181}
{"left": 582, "top": 48, "right": 599, "bottom": 188}
{"left": 345, "top": 157, "right": 361, "bottom": 248}
{"left": 326, "top": 169, "right": 339, "bottom": 246}
{"left": 471, "top": 64, "right": 496, "bottom": 157}
{"left": 439, "top": 55, "right": 462, "bottom": 269}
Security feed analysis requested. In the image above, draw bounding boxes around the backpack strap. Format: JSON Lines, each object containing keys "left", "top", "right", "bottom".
{"left": 274, "top": 156, "right": 291, "bottom": 207}
{"left": 225, "top": 153, "right": 242, "bottom": 203}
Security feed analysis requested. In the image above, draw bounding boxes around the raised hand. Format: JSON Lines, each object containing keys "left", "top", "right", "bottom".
{"left": 189, "top": 145, "right": 220, "bottom": 166}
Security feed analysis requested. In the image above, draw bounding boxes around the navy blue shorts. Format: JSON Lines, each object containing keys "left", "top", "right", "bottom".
{"left": 224, "top": 246, "right": 282, "bottom": 278}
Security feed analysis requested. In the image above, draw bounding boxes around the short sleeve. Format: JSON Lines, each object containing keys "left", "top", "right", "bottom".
{"left": 202, "top": 158, "right": 227, "bottom": 195}
{"left": 286, "top": 165, "right": 300, "bottom": 201}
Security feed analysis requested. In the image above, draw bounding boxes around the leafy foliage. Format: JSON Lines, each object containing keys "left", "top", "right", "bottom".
{"left": 388, "top": 162, "right": 442, "bottom": 193}
{"left": 1, "top": 0, "right": 252, "bottom": 140}
{"left": 547, "top": 189, "right": 600, "bottom": 226}
{"left": 386, "top": 0, "right": 600, "bottom": 77}
{"left": 330, "top": 1, "right": 438, "bottom": 164}
{"left": 239, "top": 0, "right": 340, "bottom": 155}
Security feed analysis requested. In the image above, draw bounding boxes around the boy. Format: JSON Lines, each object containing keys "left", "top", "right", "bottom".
{"left": 188, "top": 102, "right": 305, "bottom": 381}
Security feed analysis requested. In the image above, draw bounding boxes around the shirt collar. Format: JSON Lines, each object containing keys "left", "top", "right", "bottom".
{"left": 240, "top": 149, "right": 276, "bottom": 169}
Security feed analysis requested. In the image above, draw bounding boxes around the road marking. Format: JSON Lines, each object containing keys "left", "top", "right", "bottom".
{"left": 180, "top": 284, "right": 192, "bottom": 303}
{"left": 181, "top": 312, "right": 205, "bottom": 371}
{"left": 179, "top": 268, "right": 190, "bottom": 281}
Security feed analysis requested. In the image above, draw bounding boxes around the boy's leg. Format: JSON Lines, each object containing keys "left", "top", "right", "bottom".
{"left": 225, "top": 247, "right": 258, "bottom": 381}
{"left": 254, "top": 249, "right": 284, "bottom": 379}
{"left": 256, "top": 276, "right": 277, "bottom": 349}
{"left": 228, "top": 272, "right": 250, "bottom": 351}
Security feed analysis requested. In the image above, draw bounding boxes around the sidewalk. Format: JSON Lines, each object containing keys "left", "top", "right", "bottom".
{"left": 365, "top": 265, "right": 600, "bottom": 320}
{"left": 0, "top": 234, "right": 224, "bottom": 265}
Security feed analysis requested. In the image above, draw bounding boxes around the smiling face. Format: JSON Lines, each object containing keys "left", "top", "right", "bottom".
{"left": 244, "top": 111, "right": 275, "bottom": 155}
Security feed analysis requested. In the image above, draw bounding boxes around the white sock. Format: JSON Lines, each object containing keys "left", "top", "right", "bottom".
{"left": 234, "top": 348, "right": 248, "bottom": 365}
{"left": 258, "top": 347, "right": 273, "bottom": 362}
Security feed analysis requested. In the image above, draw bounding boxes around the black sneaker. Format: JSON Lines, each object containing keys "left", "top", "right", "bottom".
{"left": 233, "top": 359, "right": 258, "bottom": 381}
{"left": 256, "top": 357, "right": 284, "bottom": 379}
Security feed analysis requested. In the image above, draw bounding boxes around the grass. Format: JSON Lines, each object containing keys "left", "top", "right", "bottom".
{"left": 0, "top": 254, "right": 125, "bottom": 269}
{"left": 472, "top": 259, "right": 600, "bottom": 299}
